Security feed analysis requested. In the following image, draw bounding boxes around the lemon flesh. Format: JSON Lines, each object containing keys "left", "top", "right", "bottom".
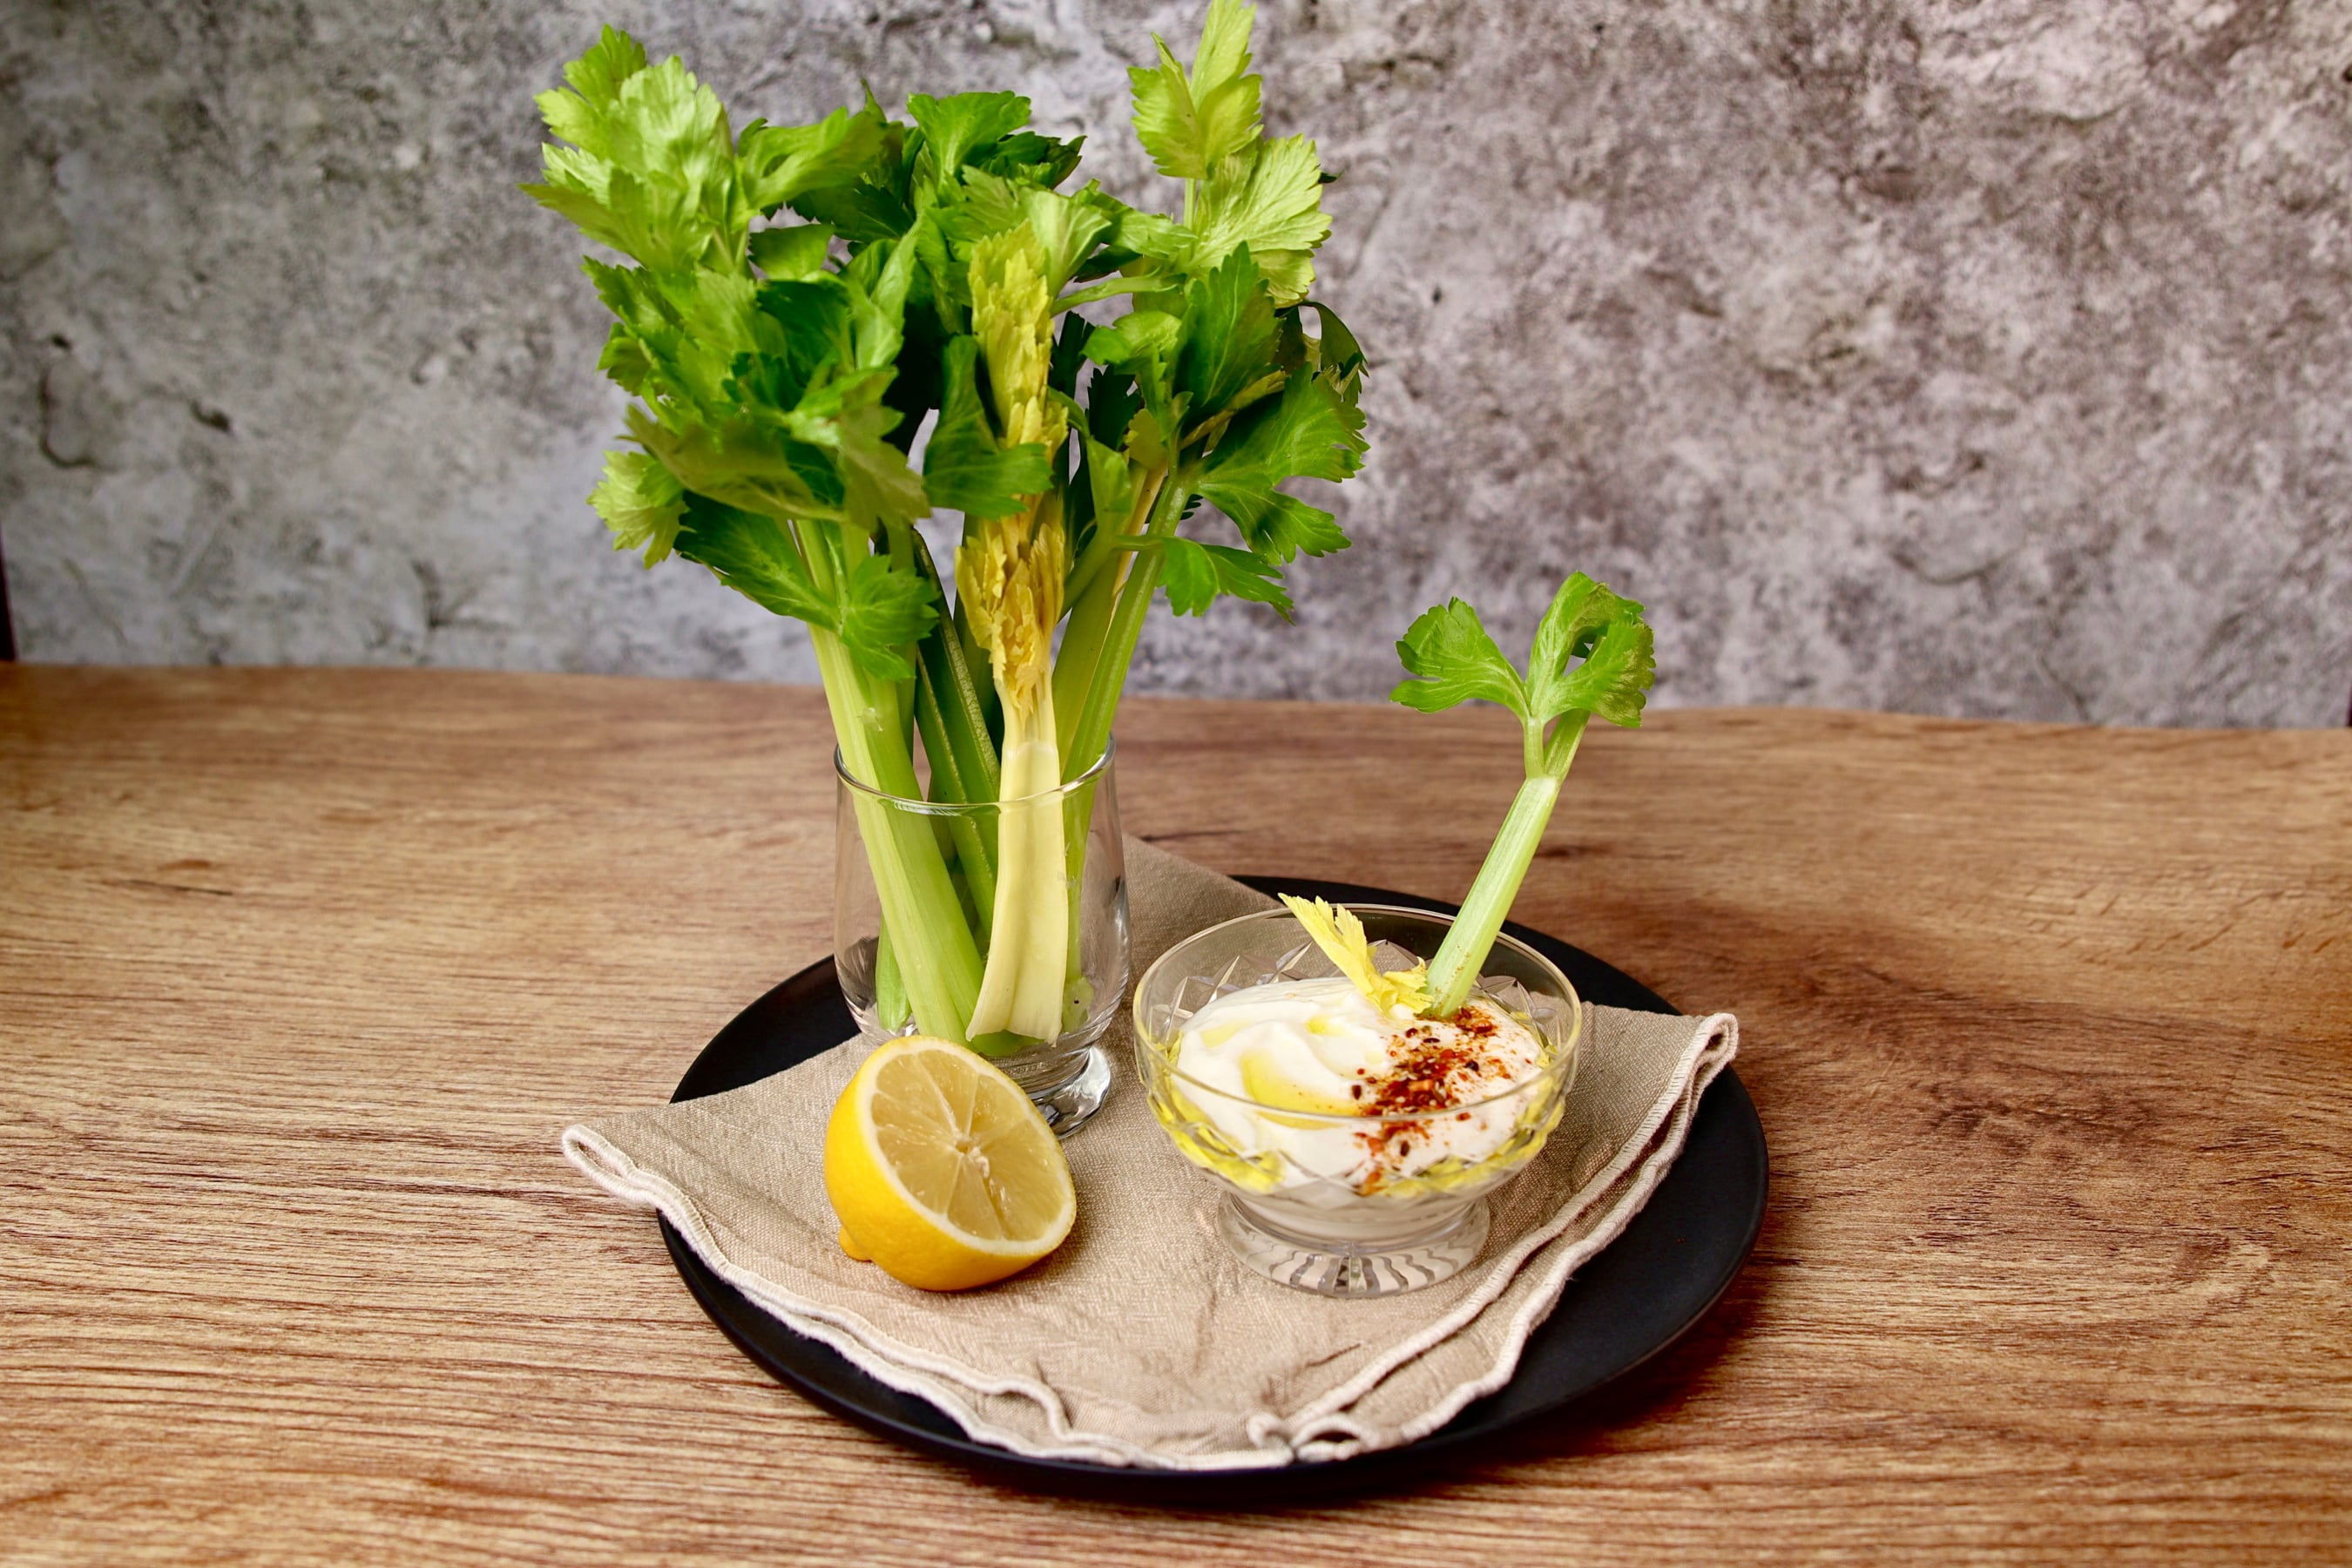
{"left": 823, "top": 1035, "right": 1076, "bottom": 1292}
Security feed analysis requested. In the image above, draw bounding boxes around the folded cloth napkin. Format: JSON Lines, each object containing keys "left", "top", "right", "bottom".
{"left": 563, "top": 839, "right": 1738, "bottom": 1470}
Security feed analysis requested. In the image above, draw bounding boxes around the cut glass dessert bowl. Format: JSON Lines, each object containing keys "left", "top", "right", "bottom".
{"left": 1132, "top": 904, "right": 1583, "bottom": 1297}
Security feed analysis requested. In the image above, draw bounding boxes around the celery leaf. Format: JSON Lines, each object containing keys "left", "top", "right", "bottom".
{"left": 1524, "top": 574, "right": 1654, "bottom": 731}
{"left": 1192, "top": 363, "right": 1364, "bottom": 561}
{"left": 1193, "top": 481, "right": 1344, "bottom": 562}
{"left": 785, "top": 172, "right": 916, "bottom": 245}
{"left": 524, "top": 35, "right": 741, "bottom": 274}
{"left": 1188, "top": 134, "right": 1329, "bottom": 305}
{"left": 738, "top": 105, "right": 887, "bottom": 214}
{"left": 1205, "top": 361, "right": 1363, "bottom": 483}
{"left": 673, "top": 497, "right": 834, "bottom": 623}
{"left": 589, "top": 450, "right": 687, "bottom": 565}
{"left": 837, "top": 551, "right": 943, "bottom": 679}
{"left": 1173, "top": 248, "right": 1277, "bottom": 425}
{"left": 1128, "top": 0, "right": 1261, "bottom": 180}
{"left": 749, "top": 222, "right": 834, "bottom": 279}
{"left": 976, "top": 132, "right": 1086, "bottom": 188}
{"left": 831, "top": 401, "right": 935, "bottom": 531}
{"left": 925, "top": 336, "right": 1051, "bottom": 517}
{"left": 561, "top": 25, "right": 646, "bottom": 105}
{"left": 782, "top": 112, "right": 917, "bottom": 241}
{"left": 1304, "top": 301, "right": 1366, "bottom": 390}
{"left": 1389, "top": 600, "right": 1528, "bottom": 716}
{"left": 675, "top": 496, "right": 937, "bottom": 680}
{"left": 1085, "top": 309, "right": 1181, "bottom": 374}
{"left": 938, "top": 177, "right": 1117, "bottom": 293}
{"left": 907, "top": 91, "right": 1031, "bottom": 188}
{"left": 1159, "top": 536, "right": 1292, "bottom": 617}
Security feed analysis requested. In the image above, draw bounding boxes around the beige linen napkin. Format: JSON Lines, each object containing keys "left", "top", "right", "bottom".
{"left": 563, "top": 839, "right": 1738, "bottom": 1469}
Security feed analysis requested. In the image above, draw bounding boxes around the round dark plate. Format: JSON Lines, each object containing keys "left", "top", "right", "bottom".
{"left": 662, "top": 875, "right": 1767, "bottom": 1499}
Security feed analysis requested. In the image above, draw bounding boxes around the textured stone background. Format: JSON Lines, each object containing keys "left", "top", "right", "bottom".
{"left": 4, "top": 0, "right": 2349, "bottom": 725}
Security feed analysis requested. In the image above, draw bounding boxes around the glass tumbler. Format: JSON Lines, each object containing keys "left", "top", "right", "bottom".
{"left": 1133, "top": 904, "right": 1582, "bottom": 1295}
{"left": 834, "top": 741, "right": 1128, "bottom": 1135}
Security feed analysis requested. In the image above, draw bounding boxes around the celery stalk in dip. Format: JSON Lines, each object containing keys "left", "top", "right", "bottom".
{"left": 1390, "top": 572, "right": 1655, "bottom": 1017}
{"left": 1156, "top": 572, "right": 1651, "bottom": 1198}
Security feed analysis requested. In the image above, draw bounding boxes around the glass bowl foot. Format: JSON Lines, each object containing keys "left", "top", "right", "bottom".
{"left": 1218, "top": 1193, "right": 1490, "bottom": 1297}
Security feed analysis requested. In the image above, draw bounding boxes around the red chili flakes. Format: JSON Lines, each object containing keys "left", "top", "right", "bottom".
{"left": 1346, "top": 1002, "right": 1532, "bottom": 1187}
{"left": 1359, "top": 1004, "right": 1512, "bottom": 1118}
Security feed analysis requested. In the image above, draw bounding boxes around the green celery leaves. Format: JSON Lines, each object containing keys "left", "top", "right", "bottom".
{"left": 531, "top": 6, "right": 1370, "bottom": 712}
{"left": 672, "top": 498, "right": 939, "bottom": 681}
{"left": 524, "top": 29, "right": 745, "bottom": 274}
{"left": 1193, "top": 362, "right": 1363, "bottom": 563}
{"left": 748, "top": 222, "right": 835, "bottom": 280}
{"left": 1390, "top": 599, "right": 1528, "bottom": 715}
{"left": 907, "top": 92, "right": 1033, "bottom": 188}
{"left": 1173, "top": 248, "right": 1279, "bottom": 424}
{"left": 1125, "top": 0, "right": 1328, "bottom": 304}
{"left": 1392, "top": 573, "right": 1656, "bottom": 775}
{"left": 1525, "top": 573, "right": 1658, "bottom": 735}
{"left": 925, "top": 336, "right": 1052, "bottom": 518}
{"left": 589, "top": 449, "right": 687, "bottom": 565}
{"left": 1159, "top": 537, "right": 1291, "bottom": 617}
{"left": 739, "top": 105, "right": 887, "bottom": 214}
{"left": 1129, "top": 0, "right": 1261, "bottom": 181}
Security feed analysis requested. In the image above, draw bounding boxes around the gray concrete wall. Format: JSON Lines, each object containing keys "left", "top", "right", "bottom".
{"left": 5, "top": 0, "right": 2349, "bottom": 726}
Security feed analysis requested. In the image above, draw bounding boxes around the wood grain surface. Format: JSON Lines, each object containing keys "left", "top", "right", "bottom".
{"left": 3, "top": 666, "right": 2347, "bottom": 1565}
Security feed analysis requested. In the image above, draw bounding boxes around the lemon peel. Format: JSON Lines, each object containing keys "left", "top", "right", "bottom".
{"left": 823, "top": 1035, "right": 1076, "bottom": 1291}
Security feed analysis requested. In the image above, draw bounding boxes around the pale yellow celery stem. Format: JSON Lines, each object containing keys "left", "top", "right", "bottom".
{"left": 960, "top": 223, "right": 1070, "bottom": 1043}
{"left": 961, "top": 501, "right": 1069, "bottom": 1041}
{"left": 977, "top": 703, "right": 1067, "bottom": 1040}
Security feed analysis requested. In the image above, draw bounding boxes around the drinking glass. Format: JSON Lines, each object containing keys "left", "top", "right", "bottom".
{"left": 835, "top": 742, "right": 1127, "bottom": 1134}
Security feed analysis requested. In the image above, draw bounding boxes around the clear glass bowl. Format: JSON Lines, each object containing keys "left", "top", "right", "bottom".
{"left": 835, "top": 742, "right": 1128, "bottom": 1135}
{"left": 1132, "top": 904, "right": 1582, "bottom": 1296}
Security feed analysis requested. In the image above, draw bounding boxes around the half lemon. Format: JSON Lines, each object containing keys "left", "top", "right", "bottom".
{"left": 822, "top": 1035, "right": 1077, "bottom": 1291}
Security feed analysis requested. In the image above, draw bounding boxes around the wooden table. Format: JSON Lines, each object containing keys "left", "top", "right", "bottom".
{"left": 4, "top": 666, "right": 2347, "bottom": 1563}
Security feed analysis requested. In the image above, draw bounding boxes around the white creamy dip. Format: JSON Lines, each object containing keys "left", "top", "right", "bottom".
{"left": 1170, "top": 975, "right": 1547, "bottom": 1194}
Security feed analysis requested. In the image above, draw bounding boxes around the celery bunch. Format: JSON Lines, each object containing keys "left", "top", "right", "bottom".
{"left": 526, "top": 2, "right": 1368, "bottom": 1051}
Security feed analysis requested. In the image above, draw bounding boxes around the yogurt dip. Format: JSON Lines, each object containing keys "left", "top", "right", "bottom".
{"left": 1170, "top": 975, "right": 1548, "bottom": 1195}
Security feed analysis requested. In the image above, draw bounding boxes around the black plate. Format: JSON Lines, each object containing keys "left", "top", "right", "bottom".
{"left": 663, "top": 875, "right": 1767, "bottom": 1499}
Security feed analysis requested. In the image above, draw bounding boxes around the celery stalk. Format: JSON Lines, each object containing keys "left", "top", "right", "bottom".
{"left": 959, "top": 226, "right": 1073, "bottom": 1046}
{"left": 1054, "top": 466, "right": 1166, "bottom": 778}
{"left": 1060, "top": 476, "right": 1186, "bottom": 781}
{"left": 1049, "top": 564, "right": 1121, "bottom": 773}
{"left": 1423, "top": 769, "right": 1567, "bottom": 1019}
{"left": 873, "top": 921, "right": 911, "bottom": 1030}
{"left": 912, "top": 660, "right": 999, "bottom": 936}
{"left": 970, "top": 720, "right": 1069, "bottom": 1043}
{"left": 1388, "top": 576, "right": 1654, "bottom": 1020}
{"left": 909, "top": 549, "right": 1002, "bottom": 935}
{"left": 811, "top": 623, "right": 985, "bottom": 1044}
